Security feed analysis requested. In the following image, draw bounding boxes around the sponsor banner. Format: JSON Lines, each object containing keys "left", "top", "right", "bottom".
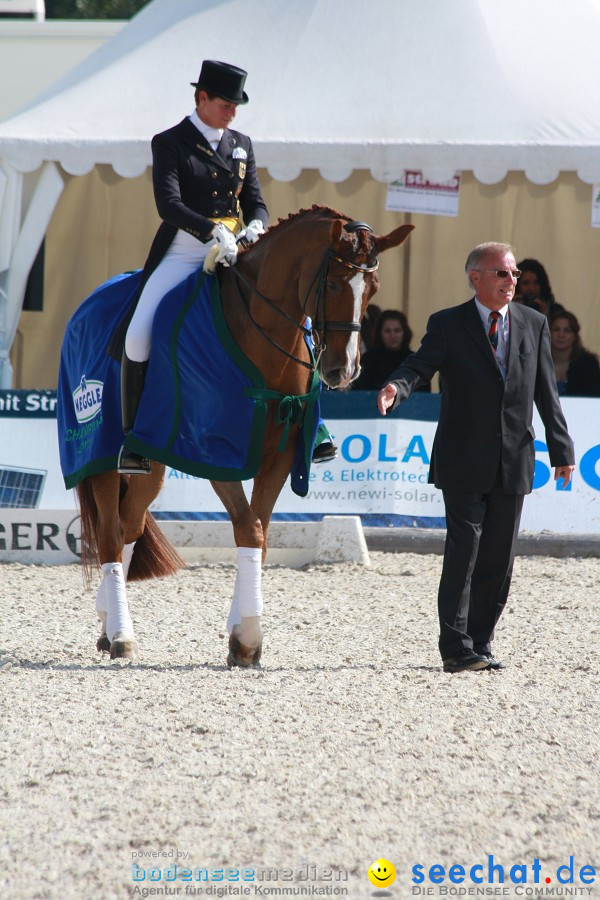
{"left": 1, "top": 391, "right": 599, "bottom": 566}
{"left": 385, "top": 170, "right": 460, "bottom": 217}
{"left": 0, "top": 509, "right": 81, "bottom": 563}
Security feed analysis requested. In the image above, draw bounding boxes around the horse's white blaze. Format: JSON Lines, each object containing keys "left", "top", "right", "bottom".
{"left": 345, "top": 271, "right": 365, "bottom": 374}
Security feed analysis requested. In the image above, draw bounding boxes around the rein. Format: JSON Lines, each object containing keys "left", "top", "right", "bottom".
{"left": 228, "top": 220, "right": 379, "bottom": 372}
{"left": 230, "top": 266, "right": 315, "bottom": 370}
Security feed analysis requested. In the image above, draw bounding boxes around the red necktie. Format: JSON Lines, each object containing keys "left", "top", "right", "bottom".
{"left": 488, "top": 311, "right": 500, "bottom": 350}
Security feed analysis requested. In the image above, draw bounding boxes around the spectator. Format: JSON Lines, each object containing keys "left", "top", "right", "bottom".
{"left": 550, "top": 310, "right": 600, "bottom": 397}
{"left": 359, "top": 302, "right": 382, "bottom": 353}
{"left": 353, "top": 309, "right": 430, "bottom": 391}
{"left": 514, "top": 258, "right": 563, "bottom": 317}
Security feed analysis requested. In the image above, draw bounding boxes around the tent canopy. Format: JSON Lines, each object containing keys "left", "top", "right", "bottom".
{"left": 2, "top": 0, "right": 600, "bottom": 389}
{"left": 1, "top": 0, "right": 600, "bottom": 185}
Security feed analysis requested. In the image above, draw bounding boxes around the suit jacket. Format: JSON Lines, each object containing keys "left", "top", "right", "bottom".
{"left": 143, "top": 117, "right": 269, "bottom": 276}
{"left": 388, "top": 299, "right": 575, "bottom": 495}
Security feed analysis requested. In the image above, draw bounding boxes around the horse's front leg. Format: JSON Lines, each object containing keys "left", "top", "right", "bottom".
{"left": 211, "top": 442, "right": 296, "bottom": 669}
{"left": 95, "top": 540, "right": 136, "bottom": 655}
{"left": 90, "top": 472, "right": 139, "bottom": 661}
{"left": 211, "top": 480, "right": 264, "bottom": 668}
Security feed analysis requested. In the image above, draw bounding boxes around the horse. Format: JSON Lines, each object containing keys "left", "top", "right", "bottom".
{"left": 70, "top": 205, "right": 414, "bottom": 667}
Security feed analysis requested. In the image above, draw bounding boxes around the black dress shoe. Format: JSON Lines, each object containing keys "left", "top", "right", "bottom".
{"left": 478, "top": 652, "right": 506, "bottom": 670}
{"left": 442, "top": 648, "right": 490, "bottom": 673}
{"left": 312, "top": 441, "right": 338, "bottom": 463}
{"left": 117, "top": 445, "right": 151, "bottom": 475}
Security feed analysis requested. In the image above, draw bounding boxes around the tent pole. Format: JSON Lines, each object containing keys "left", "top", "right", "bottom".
{"left": 401, "top": 212, "right": 412, "bottom": 315}
{"left": 0, "top": 161, "right": 64, "bottom": 388}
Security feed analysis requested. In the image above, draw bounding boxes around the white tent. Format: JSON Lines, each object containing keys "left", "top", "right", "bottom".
{"left": 2, "top": 0, "right": 600, "bottom": 386}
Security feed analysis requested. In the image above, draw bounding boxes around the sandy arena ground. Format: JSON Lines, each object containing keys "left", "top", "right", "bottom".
{"left": 1, "top": 551, "right": 600, "bottom": 900}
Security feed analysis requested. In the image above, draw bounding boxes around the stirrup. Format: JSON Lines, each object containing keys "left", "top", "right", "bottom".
{"left": 117, "top": 445, "right": 151, "bottom": 475}
{"left": 312, "top": 441, "right": 338, "bottom": 464}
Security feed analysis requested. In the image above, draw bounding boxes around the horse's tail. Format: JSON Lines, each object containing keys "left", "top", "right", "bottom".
{"left": 76, "top": 475, "right": 185, "bottom": 585}
{"left": 76, "top": 476, "right": 101, "bottom": 587}
{"left": 127, "top": 510, "right": 185, "bottom": 582}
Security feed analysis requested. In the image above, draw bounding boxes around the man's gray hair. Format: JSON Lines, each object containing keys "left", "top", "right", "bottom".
{"left": 465, "top": 242, "right": 516, "bottom": 289}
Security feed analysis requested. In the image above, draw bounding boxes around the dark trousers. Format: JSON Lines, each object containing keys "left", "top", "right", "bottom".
{"left": 438, "top": 483, "right": 524, "bottom": 659}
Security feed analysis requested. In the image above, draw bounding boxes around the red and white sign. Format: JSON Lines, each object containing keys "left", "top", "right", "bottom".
{"left": 385, "top": 170, "right": 461, "bottom": 217}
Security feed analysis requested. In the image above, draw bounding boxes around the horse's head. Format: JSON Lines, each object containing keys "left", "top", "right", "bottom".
{"left": 225, "top": 206, "right": 414, "bottom": 393}
{"left": 312, "top": 217, "right": 414, "bottom": 388}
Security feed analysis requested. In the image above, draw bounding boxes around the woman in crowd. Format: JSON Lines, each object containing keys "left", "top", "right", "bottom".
{"left": 515, "top": 258, "right": 562, "bottom": 318}
{"left": 352, "top": 309, "right": 430, "bottom": 391}
{"left": 550, "top": 310, "right": 600, "bottom": 397}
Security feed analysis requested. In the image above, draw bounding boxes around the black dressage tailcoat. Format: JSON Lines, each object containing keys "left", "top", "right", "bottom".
{"left": 143, "top": 117, "right": 269, "bottom": 277}
{"left": 388, "top": 299, "right": 574, "bottom": 494}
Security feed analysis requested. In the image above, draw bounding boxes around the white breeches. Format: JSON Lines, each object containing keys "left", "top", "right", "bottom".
{"left": 226, "top": 547, "right": 263, "bottom": 633}
{"left": 125, "top": 230, "right": 212, "bottom": 363}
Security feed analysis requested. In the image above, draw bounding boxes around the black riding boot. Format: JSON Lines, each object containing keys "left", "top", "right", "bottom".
{"left": 118, "top": 353, "right": 151, "bottom": 474}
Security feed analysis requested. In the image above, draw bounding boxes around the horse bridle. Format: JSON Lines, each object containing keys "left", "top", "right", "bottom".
{"left": 229, "top": 220, "right": 379, "bottom": 372}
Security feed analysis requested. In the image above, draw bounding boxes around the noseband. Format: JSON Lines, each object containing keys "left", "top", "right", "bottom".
{"left": 229, "top": 220, "right": 379, "bottom": 372}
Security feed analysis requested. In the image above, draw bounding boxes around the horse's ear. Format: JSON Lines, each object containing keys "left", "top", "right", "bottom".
{"left": 374, "top": 224, "right": 415, "bottom": 253}
{"left": 329, "top": 219, "right": 346, "bottom": 249}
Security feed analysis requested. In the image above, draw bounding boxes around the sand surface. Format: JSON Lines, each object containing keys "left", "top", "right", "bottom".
{"left": 1, "top": 552, "right": 599, "bottom": 900}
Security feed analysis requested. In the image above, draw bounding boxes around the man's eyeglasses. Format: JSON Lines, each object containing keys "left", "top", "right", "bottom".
{"left": 477, "top": 269, "right": 522, "bottom": 279}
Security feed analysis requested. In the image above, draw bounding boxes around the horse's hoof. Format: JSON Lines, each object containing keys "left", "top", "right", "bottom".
{"left": 109, "top": 636, "right": 139, "bottom": 661}
{"left": 96, "top": 633, "right": 111, "bottom": 653}
{"left": 227, "top": 634, "right": 262, "bottom": 669}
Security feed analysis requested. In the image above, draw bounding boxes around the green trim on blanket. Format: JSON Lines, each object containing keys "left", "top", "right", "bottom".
{"left": 64, "top": 455, "right": 120, "bottom": 489}
{"left": 127, "top": 273, "right": 321, "bottom": 483}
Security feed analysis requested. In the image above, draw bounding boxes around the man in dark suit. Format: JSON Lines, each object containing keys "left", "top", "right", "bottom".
{"left": 118, "top": 60, "right": 269, "bottom": 474}
{"left": 377, "top": 242, "right": 575, "bottom": 673}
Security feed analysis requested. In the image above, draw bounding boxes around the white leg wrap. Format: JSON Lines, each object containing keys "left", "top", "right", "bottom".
{"left": 226, "top": 547, "right": 263, "bottom": 633}
{"left": 226, "top": 571, "right": 242, "bottom": 634}
{"left": 102, "top": 562, "right": 135, "bottom": 642}
{"left": 122, "top": 541, "right": 136, "bottom": 580}
{"left": 95, "top": 577, "right": 108, "bottom": 615}
{"left": 95, "top": 579, "right": 108, "bottom": 635}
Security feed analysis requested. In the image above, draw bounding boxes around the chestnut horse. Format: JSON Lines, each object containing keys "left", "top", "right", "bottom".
{"left": 75, "top": 206, "right": 413, "bottom": 667}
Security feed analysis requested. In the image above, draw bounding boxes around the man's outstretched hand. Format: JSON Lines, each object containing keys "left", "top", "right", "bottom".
{"left": 377, "top": 383, "right": 398, "bottom": 416}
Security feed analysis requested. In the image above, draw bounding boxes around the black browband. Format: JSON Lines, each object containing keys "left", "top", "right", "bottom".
{"left": 344, "top": 220, "right": 374, "bottom": 234}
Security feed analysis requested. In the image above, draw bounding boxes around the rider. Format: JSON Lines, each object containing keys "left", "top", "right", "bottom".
{"left": 118, "top": 60, "right": 269, "bottom": 473}
{"left": 118, "top": 60, "right": 337, "bottom": 474}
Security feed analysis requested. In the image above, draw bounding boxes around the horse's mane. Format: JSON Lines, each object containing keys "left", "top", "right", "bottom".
{"left": 240, "top": 205, "right": 352, "bottom": 257}
{"left": 274, "top": 204, "right": 352, "bottom": 229}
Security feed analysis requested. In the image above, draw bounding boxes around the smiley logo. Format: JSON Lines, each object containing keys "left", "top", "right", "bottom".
{"left": 368, "top": 858, "right": 396, "bottom": 888}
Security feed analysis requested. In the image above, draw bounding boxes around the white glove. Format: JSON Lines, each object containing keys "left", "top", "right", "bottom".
{"left": 212, "top": 223, "right": 238, "bottom": 266}
{"left": 236, "top": 219, "right": 265, "bottom": 246}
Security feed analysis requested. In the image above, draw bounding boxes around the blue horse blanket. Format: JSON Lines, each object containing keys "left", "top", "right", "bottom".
{"left": 57, "top": 268, "right": 321, "bottom": 496}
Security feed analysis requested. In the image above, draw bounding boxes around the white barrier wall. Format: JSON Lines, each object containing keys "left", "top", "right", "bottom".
{"left": 1, "top": 390, "right": 599, "bottom": 563}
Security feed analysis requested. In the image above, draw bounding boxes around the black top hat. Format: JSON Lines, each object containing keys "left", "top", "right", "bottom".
{"left": 191, "top": 60, "right": 249, "bottom": 104}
